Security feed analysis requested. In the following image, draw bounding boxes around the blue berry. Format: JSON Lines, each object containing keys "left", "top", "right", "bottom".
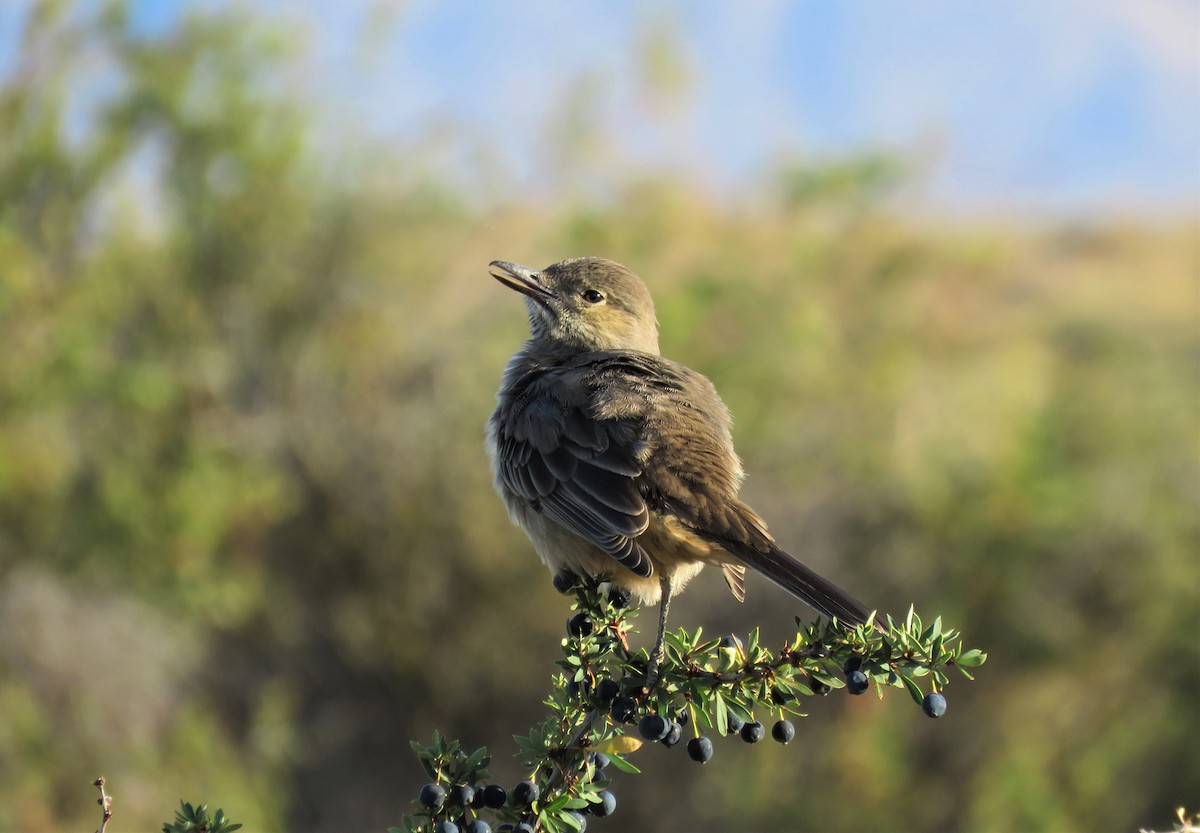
{"left": 513, "top": 822, "right": 535, "bottom": 833}
{"left": 419, "top": 783, "right": 447, "bottom": 810}
{"left": 481, "top": 784, "right": 507, "bottom": 809}
{"left": 435, "top": 822, "right": 459, "bottom": 833}
{"left": 512, "top": 780, "right": 539, "bottom": 807}
{"left": 808, "top": 675, "right": 832, "bottom": 696}
{"left": 567, "top": 612, "right": 594, "bottom": 637}
{"left": 922, "top": 691, "right": 947, "bottom": 718}
{"left": 725, "top": 713, "right": 745, "bottom": 735}
{"left": 610, "top": 695, "right": 637, "bottom": 723}
{"left": 595, "top": 678, "right": 620, "bottom": 704}
{"left": 449, "top": 784, "right": 475, "bottom": 807}
{"left": 466, "top": 821, "right": 491, "bottom": 833}
{"left": 552, "top": 569, "right": 578, "bottom": 594}
{"left": 608, "top": 586, "right": 631, "bottom": 607}
{"left": 591, "top": 790, "right": 617, "bottom": 817}
{"left": 638, "top": 714, "right": 670, "bottom": 741}
{"left": 846, "top": 669, "right": 869, "bottom": 695}
{"left": 567, "top": 810, "right": 588, "bottom": 831}
{"left": 589, "top": 751, "right": 610, "bottom": 771}
{"left": 662, "top": 721, "right": 683, "bottom": 748}
{"left": 772, "top": 719, "right": 796, "bottom": 744}
{"left": 740, "top": 720, "right": 766, "bottom": 743}
{"left": 687, "top": 735, "right": 713, "bottom": 763}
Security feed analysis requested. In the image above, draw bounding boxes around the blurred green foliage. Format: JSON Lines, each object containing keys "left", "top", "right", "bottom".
{"left": 0, "top": 3, "right": 1196, "bottom": 832}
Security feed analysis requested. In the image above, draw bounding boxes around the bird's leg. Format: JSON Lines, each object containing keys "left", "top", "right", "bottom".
{"left": 645, "top": 575, "right": 673, "bottom": 691}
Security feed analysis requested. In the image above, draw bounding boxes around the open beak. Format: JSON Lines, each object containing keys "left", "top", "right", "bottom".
{"left": 489, "top": 261, "right": 555, "bottom": 303}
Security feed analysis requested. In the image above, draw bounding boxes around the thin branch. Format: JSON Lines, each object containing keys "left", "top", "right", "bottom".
{"left": 92, "top": 777, "right": 113, "bottom": 833}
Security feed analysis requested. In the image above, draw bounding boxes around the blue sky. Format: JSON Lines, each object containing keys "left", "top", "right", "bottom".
{"left": 3, "top": 0, "right": 1197, "bottom": 215}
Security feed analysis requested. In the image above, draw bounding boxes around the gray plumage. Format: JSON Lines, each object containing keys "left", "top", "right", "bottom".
{"left": 487, "top": 257, "right": 869, "bottom": 627}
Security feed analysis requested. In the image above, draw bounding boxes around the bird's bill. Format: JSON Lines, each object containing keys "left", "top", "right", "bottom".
{"left": 489, "top": 261, "right": 555, "bottom": 302}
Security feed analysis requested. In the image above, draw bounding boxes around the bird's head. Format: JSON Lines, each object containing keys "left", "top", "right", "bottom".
{"left": 489, "top": 257, "right": 660, "bottom": 354}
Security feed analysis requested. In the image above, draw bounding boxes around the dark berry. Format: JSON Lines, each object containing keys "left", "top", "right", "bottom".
{"left": 843, "top": 655, "right": 863, "bottom": 674}
{"left": 552, "top": 569, "right": 578, "bottom": 594}
{"left": 513, "top": 824, "right": 535, "bottom": 833}
{"left": 610, "top": 695, "right": 637, "bottom": 723}
{"left": 772, "top": 719, "right": 796, "bottom": 744}
{"left": 496, "top": 826, "right": 513, "bottom": 833}
{"left": 589, "top": 751, "right": 610, "bottom": 770}
{"left": 675, "top": 709, "right": 690, "bottom": 727}
{"left": 770, "top": 688, "right": 793, "bottom": 706}
{"left": 591, "top": 790, "right": 617, "bottom": 817}
{"left": 435, "top": 822, "right": 459, "bottom": 833}
{"left": 846, "top": 669, "right": 869, "bottom": 695}
{"left": 512, "top": 780, "right": 539, "bottom": 807}
{"left": 740, "top": 720, "right": 766, "bottom": 744}
{"left": 595, "top": 678, "right": 620, "bottom": 704}
{"left": 718, "top": 634, "right": 742, "bottom": 651}
{"left": 566, "top": 677, "right": 593, "bottom": 700}
{"left": 808, "top": 674, "right": 832, "bottom": 696}
{"left": 638, "top": 714, "right": 670, "bottom": 741}
{"left": 608, "top": 586, "right": 632, "bottom": 607}
{"left": 686, "top": 735, "right": 714, "bottom": 763}
{"left": 567, "top": 612, "right": 594, "bottom": 637}
{"left": 482, "top": 784, "right": 507, "bottom": 809}
{"left": 466, "top": 822, "right": 492, "bottom": 833}
{"left": 922, "top": 691, "right": 947, "bottom": 718}
{"left": 419, "top": 783, "right": 447, "bottom": 810}
{"left": 725, "top": 713, "right": 745, "bottom": 735}
{"left": 662, "top": 721, "right": 683, "bottom": 748}
{"left": 449, "top": 784, "right": 475, "bottom": 807}
{"left": 567, "top": 810, "right": 588, "bottom": 831}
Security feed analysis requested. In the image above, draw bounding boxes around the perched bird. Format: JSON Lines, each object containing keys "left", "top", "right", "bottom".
{"left": 486, "top": 257, "right": 869, "bottom": 674}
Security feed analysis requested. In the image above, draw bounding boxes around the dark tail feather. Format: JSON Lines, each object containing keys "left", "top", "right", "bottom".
{"left": 734, "top": 543, "right": 870, "bottom": 626}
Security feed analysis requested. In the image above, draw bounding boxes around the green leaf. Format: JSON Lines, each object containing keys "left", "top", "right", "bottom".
{"left": 605, "top": 752, "right": 642, "bottom": 774}
{"left": 714, "top": 692, "right": 728, "bottom": 736}
{"left": 544, "top": 793, "right": 570, "bottom": 813}
{"left": 810, "top": 670, "right": 843, "bottom": 689}
{"left": 899, "top": 671, "right": 924, "bottom": 705}
{"left": 957, "top": 649, "right": 987, "bottom": 667}
{"left": 464, "top": 746, "right": 490, "bottom": 771}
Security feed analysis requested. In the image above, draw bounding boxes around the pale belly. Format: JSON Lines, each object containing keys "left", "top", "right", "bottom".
{"left": 502, "top": 493, "right": 729, "bottom": 606}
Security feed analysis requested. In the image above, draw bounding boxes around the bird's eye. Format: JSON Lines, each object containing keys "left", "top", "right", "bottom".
{"left": 582, "top": 289, "right": 605, "bottom": 304}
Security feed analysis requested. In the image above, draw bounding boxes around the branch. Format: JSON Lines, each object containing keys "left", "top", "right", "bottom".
{"left": 392, "top": 578, "right": 989, "bottom": 833}
{"left": 92, "top": 777, "right": 113, "bottom": 833}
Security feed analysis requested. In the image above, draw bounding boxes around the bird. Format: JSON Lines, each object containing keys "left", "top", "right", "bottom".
{"left": 486, "top": 257, "right": 870, "bottom": 678}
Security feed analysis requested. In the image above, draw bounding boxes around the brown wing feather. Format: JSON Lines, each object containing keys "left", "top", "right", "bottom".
{"left": 495, "top": 361, "right": 653, "bottom": 577}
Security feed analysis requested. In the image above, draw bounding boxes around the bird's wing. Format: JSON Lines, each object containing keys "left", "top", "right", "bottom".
{"left": 494, "top": 356, "right": 657, "bottom": 577}
{"left": 630, "top": 361, "right": 870, "bottom": 624}
{"left": 622, "top": 361, "right": 777, "bottom": 551}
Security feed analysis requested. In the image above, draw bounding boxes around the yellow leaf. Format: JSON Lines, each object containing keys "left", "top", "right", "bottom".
{"left": 594, "top": 736, "right": 643, "bottom": 756}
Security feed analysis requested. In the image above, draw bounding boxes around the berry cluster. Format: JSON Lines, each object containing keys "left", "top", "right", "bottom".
{"left": 392, "top": 578, "right": 984, "bottom": 832}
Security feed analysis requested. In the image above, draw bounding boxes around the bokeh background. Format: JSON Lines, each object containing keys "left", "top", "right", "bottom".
{"left": 1, "top": 1, "right": 1197, "bottom": 831}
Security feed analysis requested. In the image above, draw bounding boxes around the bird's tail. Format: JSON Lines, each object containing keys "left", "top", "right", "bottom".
{"left": 735, "top": 543, "right": 871, "bottom": 626}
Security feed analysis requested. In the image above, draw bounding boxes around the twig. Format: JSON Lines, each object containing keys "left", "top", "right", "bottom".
{"left": 92, "top": 777, "right": 113, "bottom": 833}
